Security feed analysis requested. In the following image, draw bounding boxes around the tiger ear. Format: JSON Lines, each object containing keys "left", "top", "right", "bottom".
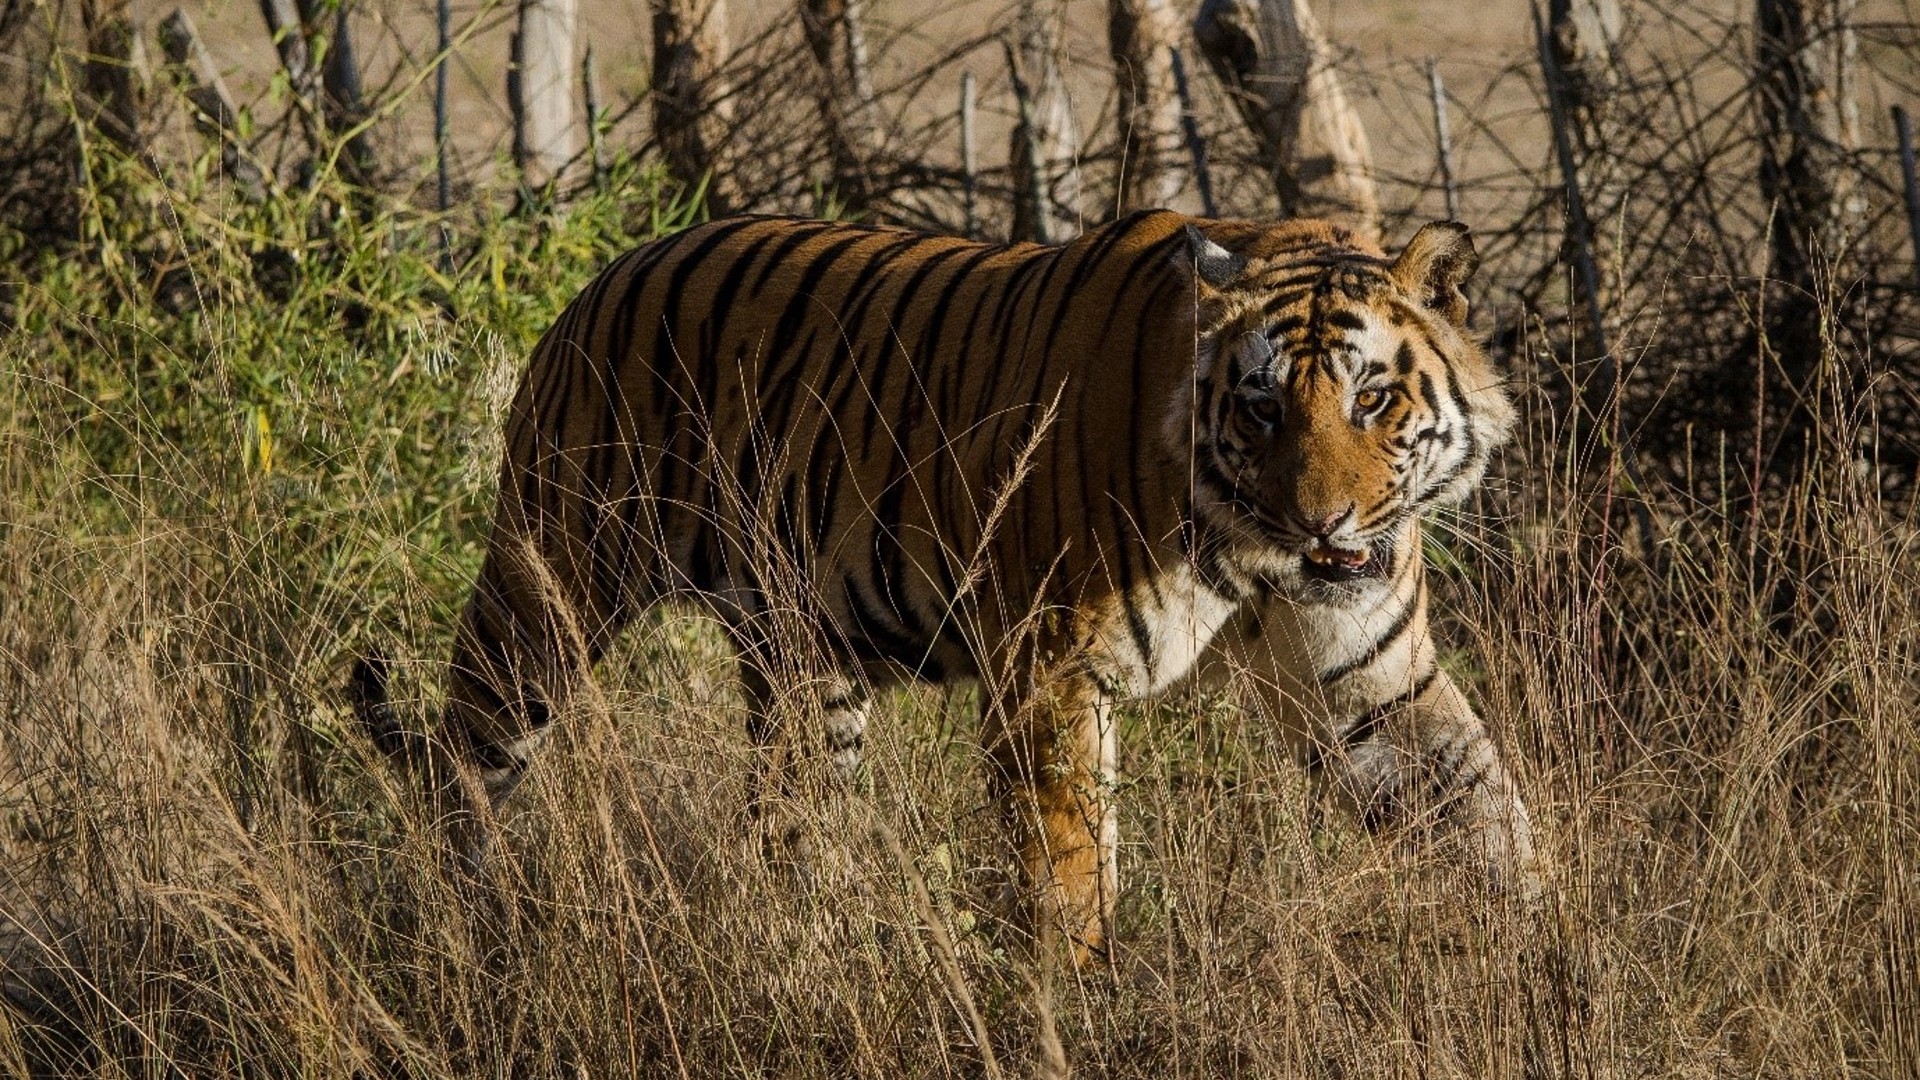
{"left": 1391, "top": 221, "right": 1478, "bottom": 327}
{"left": 1185, "top": 224, "right": 1248, "bottom": 291}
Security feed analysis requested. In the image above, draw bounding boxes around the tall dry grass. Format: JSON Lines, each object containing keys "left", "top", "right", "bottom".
{"left": 0, "top": 171, "right": 1915, "bottom": 1080}
{"left": 1, "top": 0, "right": 1917, "bottom": 1070}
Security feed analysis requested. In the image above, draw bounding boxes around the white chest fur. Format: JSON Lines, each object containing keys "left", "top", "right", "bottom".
{"left": 1087, "top": 564, "right": 1243, "bottom": 696}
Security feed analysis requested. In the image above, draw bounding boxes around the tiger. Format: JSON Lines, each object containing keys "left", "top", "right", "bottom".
{"left": 352, "top": 209, "right": 1540, "bottom": 963}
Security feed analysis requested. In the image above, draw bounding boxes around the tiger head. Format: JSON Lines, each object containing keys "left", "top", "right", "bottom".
{"left": 1178, "top": 218, "right": 1516, "bottom": 594}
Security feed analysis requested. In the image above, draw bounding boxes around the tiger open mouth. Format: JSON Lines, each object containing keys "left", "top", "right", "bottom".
{"left": 1302, "top": 540, "right": 1391, "bottom": 582}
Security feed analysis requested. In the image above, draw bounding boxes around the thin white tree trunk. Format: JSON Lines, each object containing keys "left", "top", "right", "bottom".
{"left": 1753, "top": 0, "right": 1861, "bottom": 453}
{"left": 513, "top": 0, "right": 579, "bottom": 189}
{"left": 1009, "top": 0, "right": 1081, "bottom": 242}
{"left": 1549, "top": 0, "right": 1621, "bottom": 124}
{"left": 801, "top": 0, "right": 883, "bottom": 211}
{"left": 1755, "top": 0, "right": 1861, "bottom": 291}
{"left": 1108, "top": 0, "right": 1189, "bottom": 211}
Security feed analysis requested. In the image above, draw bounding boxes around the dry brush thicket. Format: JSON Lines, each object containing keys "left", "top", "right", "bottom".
{"left": 1, "top": 0, "right": 1918, "bottom": 1076}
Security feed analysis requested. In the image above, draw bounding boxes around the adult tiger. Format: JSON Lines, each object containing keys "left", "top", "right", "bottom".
{"left": 354, "top": 210, "right": 1539, "bottom": 962}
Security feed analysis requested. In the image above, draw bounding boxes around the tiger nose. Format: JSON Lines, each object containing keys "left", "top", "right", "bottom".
{"left": 1298, "top": 504, "right": 1355, "bottom": 538}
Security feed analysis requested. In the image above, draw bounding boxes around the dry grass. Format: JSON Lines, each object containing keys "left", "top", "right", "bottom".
{"left": 0, "top": 197, "right": 1916, "bottom": 1080}
{"left": 1, "top": 0, "right": 1918, "bottom": 1074}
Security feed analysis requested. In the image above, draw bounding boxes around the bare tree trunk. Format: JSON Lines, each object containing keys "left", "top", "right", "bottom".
{"left": 512, "top": 0, "right": 579, "bottom": 190}
{"left": 1753, "top": 0, "right": 1861, "bottom": 471}
{"left": 1546, "top": 0, "right": 1619, "bottom": 292}
{"left": 315, "top": 0, "right": 376, "bottom": 181}
{"left": 1756, "top": 0, "right": 1860, "bottom": 299}
{"left": 800, "top": 0, "right": 882, "bottom": 212}
{"left": 158, "top": 8, "right": 266, "bottom": 198}
{"left": 1193, "top": 0, "right": 1378, "bottom": 237}
{"left": 259, "top": 0, "right": 322, "bottom": 155}
{"left": 652, "top": 0, "right": 736, "bottom": 212}
{"left": 1008, "top": 0, "right": 1081, "bottom": 242}
{"left": 1547, "top": 0, "right": 1621, "bottom": 195}
{"left": 1108, "top": 0, "right": 1188, "bottom": 211}
{"left": 1548, "top": 0, "right": 1621, "bottom": 140}
{"left": 79, "top": 0, "right": 148, "bottom": 150}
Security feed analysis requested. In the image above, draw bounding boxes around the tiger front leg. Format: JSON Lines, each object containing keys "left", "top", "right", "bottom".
{"left": 1329, "top": 669, "right": 1541, "bottom": 900}
{"left": 983, "top": 668, "right": 1119, "bottom": 967}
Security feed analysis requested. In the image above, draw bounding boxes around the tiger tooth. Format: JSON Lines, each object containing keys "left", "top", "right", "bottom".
{"left": 1308, "top": 544, "right": 1369, "bottom": 568}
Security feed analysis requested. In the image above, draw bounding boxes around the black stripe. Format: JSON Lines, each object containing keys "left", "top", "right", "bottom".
{"left": 823, "top": 237, "right": 929, "bottom": 452}
{"left": 1267, "top": 312, "right": 1308, "bottom": 336}
{"left": 996, "top": 243, "right": 1089, "bottom": 516}
{"left": 756, "top": 325, "right": 825, "bottom": 449}
{"left": 687, "top": 521, "right": 721, "bottom": 592}
{"left": 1058, "top": 214, "right": 1141, "bottom": 297}
{"left": 1316, "top": 588, "right": 1420, "bottom": 685}
{"left": 702, "top": 227, "right": 791, "bottom": 373}
{"left": 574, "top": 254, "right": 653, "bottom": 582}
{"left": 1325, "top": 308, "right": 1367, "bottom": 331}
{"left": 1436, "top": 338, "right": 1479, "bottom": 467}
{"left": 869, "top": 243, "right": 998, "bottom": 642}
{"left": 1415, "top": 369, "right": 1440, "bottom": 415}
{"left": 649, "top": 217, "right": 766, "bottom": 412}
{"left": 810, "top": 448, "right": 847, "bottom": 554}
{"left": 1354, "top": 493, "right": 1399, "bottom": 534}
{"left": 755, "top": 231, "right": 874, "bottom": 397}
{"left": 589, "top": 246, "right": 678, "bottom": 593}
{"left": 842, "top": 571, "right": 930, "bottom": 666}
{"left": 906, "top": 243, "right": 999, "bottom": 407}
{"left": 601, "top": 238, "right": 685, "bottom": 384}
{"left": 870, "top": 483, "right": 927, "bottom": 639}
{"left": 860, "top": 241, "right": 971, "bottom": 453}
{"left": 749, "top": 219, "right": 838, "bottom": 296}
{"left": 773, "top": 470, "right": 803, "bottom": 560}
{"left": 1307, "top": 664, "right": 1441, "bottom": 772}
{"left": 762, "top": 238, "right": 917, "bottom": 477}
{"left": 1119, "top": 586, "right": 1156, "bottom": 678}
{"left": 1122, "top": 264, "right": 1182, "bottom": 571}
{"left": 1261, "top": 285, "right": 1318, "bottom": 317}
{"left": 972, "top": 250, "right": 1054, "bottom": 424}
{"left": 647, "top": 220, "right": 767, "bottom": 525}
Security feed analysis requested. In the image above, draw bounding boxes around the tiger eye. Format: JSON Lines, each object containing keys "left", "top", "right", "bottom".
{"left": 1354, "top": 388, "right": 1389, "bottom": 414}
{"left": 1244, "top": 396, "right": 1282, "bottom": 427}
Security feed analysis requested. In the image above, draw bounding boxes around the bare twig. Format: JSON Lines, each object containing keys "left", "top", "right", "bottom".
{"left": 960, "top": 70, "right": 977, "bottom": 237}
{"left": 1894, "top": 104, "right": 1920, "bottom": 289}
{"left": 1427, "top": 58, "right": 1458, "bottom": 220}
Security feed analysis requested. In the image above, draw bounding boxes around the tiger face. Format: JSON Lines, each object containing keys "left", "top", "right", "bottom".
{"left": 1182, "top": 221, "right": 1516, "bottom": 597}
